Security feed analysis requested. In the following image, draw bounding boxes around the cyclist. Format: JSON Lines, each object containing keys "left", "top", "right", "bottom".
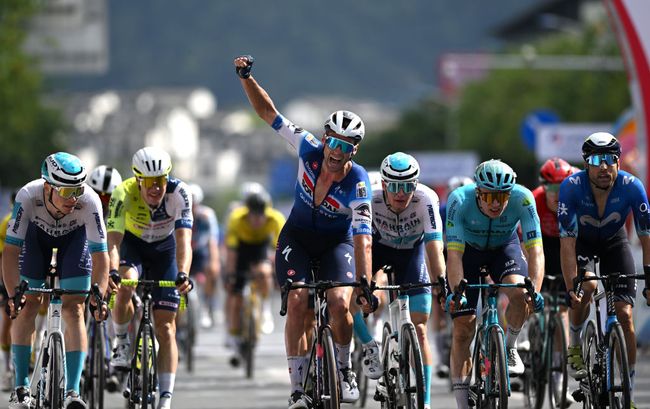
{"left": 3, "top": 152, "right": 109, "bottom": 409}
{"left": 445, "top": 159, "right": 545, "bottom": 409}
{"left": 357, "top": 152, "right": 446, "bottom": 409}
{"left": 188, "top": 183, "right": 221, "bottom": 329}
{"left": 234, "top": 54, "right": 375, "bottom": 409}
{"left": 0, "top": 192, "right": 16, "bottom": 392}
{"left": 107, "top": 147, "right": 193, "bottom": 409}
{"left": 88, "top": 165, "right": 123, "bottom": 219}
{"left": 558, "top": 132, "right": 650, "bottom": 408}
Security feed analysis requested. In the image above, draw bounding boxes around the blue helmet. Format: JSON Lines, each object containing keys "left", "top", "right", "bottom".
{"left": 41, "top": 152, "right": 87, "bottom": 187}
{"left": 380, "top": 152, "right": 420, "bottom": 182}
{"left": 474, "top": 159, "right": 516, "bottom": 191}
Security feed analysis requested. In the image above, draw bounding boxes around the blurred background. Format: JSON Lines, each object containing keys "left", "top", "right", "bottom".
{"left": 0, "top": 0, "right": 644, "bottom": 218}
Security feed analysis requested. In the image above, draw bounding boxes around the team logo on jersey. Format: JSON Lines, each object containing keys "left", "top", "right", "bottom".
{"left": 346, "top": 271, "right": 353, "bottom": 279}
{"left": 569, "top": 175, "right": 581, "bottom": 185}
{"left": 558, "top": 202, "right": 568, "bottom": 216}
{"left": 305, "top": 134, "right": 319, "bottom": 147}
{"left": 301, "top": 173, "right": 315, "bottom": 196}
{"left": 354, "top": 203, "right": 371, "bottom": 218}
{"left": 311, "top": 161, "right": 318, "bottom": 170}
{"left": 579, "top": 213, "right": 621, "bottom": 228}
{"left": 623, "top": 175, "right": 635, "bottom": 185}
{"left": 526, "top": 231, "right": 537, "bottom": 240}
{"left": 356, "top": 181, "right": 367, "bottom": 198}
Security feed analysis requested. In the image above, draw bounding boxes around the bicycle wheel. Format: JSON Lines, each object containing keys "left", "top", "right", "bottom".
{"left": 352, "top": 337, "right": 369, "bottom": 408}
{"left": 47, "top": 332, "right": 65, "bottom": 409}
{"left": 185, "top": 297, "right": 196, "bottom": 373}
{"left": 487, "top": 326, "right": 508, "bottom": 409}
{"left": 89, "top": 321, "right": 106, "bottom": 409}
{"left": 244, "top": 302, "right": 257, "bottom": 379}
{"left": 582, "top": 319, "right": 599, "bottom": 408}
{"left": 321, "top": 326, "right": 340, "bottom": 409}
{"left": 470, "top": 328, "right": 485, "bottom": 409}
{"left": 380, "top": 322, "right": 397, "bottom": 409}
{"left": 607, "top": 323, "right": 630, "bottom": 409}
{"left": 523, "top": 314, "right": 545, "bottom": 409}
{"left": 547, "top": 315, "right": 568, "bottom": 409}
{"left": 140, "top": 326, "right": 157, "bottom": 409}
{"left": 399, "top": 324, "right": 424, "bottom": 409}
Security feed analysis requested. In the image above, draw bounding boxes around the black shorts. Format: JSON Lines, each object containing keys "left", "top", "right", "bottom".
{"left": 541, "top": 235, "right": 566, "bottom": 294}
{"left": 576, "top": 227, "right": 637, "bottom": 306}
{"left": 229, "top": 242, "right": 270, "bottom": 294}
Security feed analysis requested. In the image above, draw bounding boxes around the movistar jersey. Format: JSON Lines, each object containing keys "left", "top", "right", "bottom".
{"left": 445, "top": 183, "right": 542, "bottom": 251}
{"left": 371, "top": 182, "right": 443, "bottom": 249}
{"left": 5, "top": 179, "right": 107, "bottom": 253}
{"left": 271, "top": 114, "right": 372, "bottom": 236}
{"left": 107, "top": 177, "right": 193, "bottom": 243}
{"left": 558, "top": 169, "right": 650, "bottom": 241}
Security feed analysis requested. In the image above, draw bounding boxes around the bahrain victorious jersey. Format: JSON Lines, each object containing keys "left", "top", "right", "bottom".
{"left": 271, "top": 114, "right": 372, "bottom": 236}
{"left": 558, "top": 169, "right": 650, "bottom": 241}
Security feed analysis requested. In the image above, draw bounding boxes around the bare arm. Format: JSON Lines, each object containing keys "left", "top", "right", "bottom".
{"left": 425, "top": 240, "right": 445, "bottom": 281}
{"left": 90, "top": 251, "right": 109, "bottom": 296}
{"left": 526, "top": 244, "right": 544, "bottom": 292}
{"left": 560, "top": 236, "right": 577, "bottom": 291}
{"left": 107, "top": 231, "right": 124, "bottom": 272}
{"left": 175, "top": 227, "right": 193, "bottom": 274}
{"left": 353, "top": 234, "right": 372, "bottom": 282}
{"left": 234, "top": 56, "right": 278, "bottom": 125}
{"left": 1, "top": 244, "right": 21, "bottom": 297}
{"left": 446, "top": 249, "right": 464, "bottom": 291}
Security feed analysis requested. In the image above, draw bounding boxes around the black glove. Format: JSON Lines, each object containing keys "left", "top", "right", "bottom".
{"left": 236, "top": 55, "right": 254, "bottom": 79}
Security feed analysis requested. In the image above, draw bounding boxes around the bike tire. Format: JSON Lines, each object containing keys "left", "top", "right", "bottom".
{"left": 547, "top": 315, "right": 568, "bottom": 409}
{"left": 352, "top": 337, "right": 369, "bottom": 408}
{"left": 608, "top": 323, "right": 631, "bottom": 409}
{"left": 140, "top": 326, "right": 156, "bottom": 409}
{"left": 470, "top": 327, "right": 484, "bottom": 409}
{"left": 381, "top": 322, "right": 396, "bottom": 409}
{"left": 90, "top": 321, "right": 106, "bottom": 409}
{"left": 185, "top": 298, "right": 196, "bottom": 373}
{"left": 48, "top": 332, "right": 65, "bottom": 409}
{"left": 245, "top": 304, "right": 257, "bottom": 379}
{"left": 523, "top": 314, "right": 545, "bottom": 409}
{"left": 321, "top": 326, "right": 340, "bottom": 409}
{"left": 582, "top": 319, "right": 599, "bottom": 409}
{"left": 399, "top": 324, "right": 425, "bottom": 409}
{"left": 487, "top": 326, "right": 508, "bottom": 409}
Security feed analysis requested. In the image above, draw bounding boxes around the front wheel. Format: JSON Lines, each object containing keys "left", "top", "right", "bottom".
{"left": 547, "top": 315, "right": 568, "bottom": 409}
{"left": 523, "top": 314, "right": 545, "bottom": 409}
{"left": 352, "top": 336, "right": 369, "bottom": 408}
{"left": 607, "top": 323, "right": 630, "bottom": 409}
{"left": 380, "top": 322, "right": 397, "bottom": 409}
{"left": 89, "top": 322, "right": 106, "bottom": 409}
{"left": 321, "top": 326, "right": 340, "bottom": 409}
{"left": 47, "top": 333, "right": 65, "bottom": 409}
{"left": 582, "top": 320, "right": 599, "bottom": 409}
{"left": 487, "top": 326, "right": 508, "bottom": 409}
{"left": 399, "top": 324, "right": 424, "bottom": 409}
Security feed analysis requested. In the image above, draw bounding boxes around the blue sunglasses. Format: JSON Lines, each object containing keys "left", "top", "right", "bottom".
{"left": 325, "top": 136, "right": 355, "bottom": 154}
{"left": 386, "top": 181, "right": 417, "bottom": 194}
{"left": 586, "top": 154, "right": 618, "bottom": 166}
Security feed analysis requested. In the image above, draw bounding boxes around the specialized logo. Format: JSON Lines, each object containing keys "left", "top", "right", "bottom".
{"left": 282, "top": 245, "right": 292, "bottom": 262}
{"left": 345, "top": 252, "right": 352, "bottom": 265}
{"left": 579, "top": 213, "right": 621, "bottom": 228}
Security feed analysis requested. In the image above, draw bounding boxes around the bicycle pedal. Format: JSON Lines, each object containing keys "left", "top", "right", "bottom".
{"left": 571, "top": 389, "right": 584, "bottom": 402}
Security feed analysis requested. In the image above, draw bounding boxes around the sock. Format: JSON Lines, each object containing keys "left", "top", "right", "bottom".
{"left": 423, "top": 364, "right": 432, "bottom": 405}
{"left": 569, "top": 323, "right": 583, "bottom": 346}
{"left": 630, "top": 365, "right": 635, "bottom": 402}
{"left": 505, "top": 326, "right": 521, "bottom": 349}
{"left": 113, "top": 321, "right": 130, "bottom": 338}
{"left": 335, "top": 342, "right": 351, "bottom": 370}
{"left": 158, "top": 372, "right": 176, "bottom": 397}
{"left": 11, "top": 345, "right": 31, "bottom": 388}
{"left": 353, "top": 311, "right": 373, "bottom": 344}
{"left": 288, "top": 356, "right": 306, "bottom": 393}
{"left": 452, "top": 377, "right": 470, "bottom": 409}
{"left": 65, "top": 351, "right": 86, "bottom": 392}
{"left": 1, "top": 344, "right": 11, "bottom": 371}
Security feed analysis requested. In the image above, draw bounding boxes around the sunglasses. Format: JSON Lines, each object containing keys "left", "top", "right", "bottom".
{"left": 139, "top": 175, "right": 168, "bottom": 189}
{"left": 386, "top": 181, "right": 417, "bottom": 194}
{"left": 325, "top": 136, "right": 355, "bottom": 154}
{"left": 477, "top": 190, "right": 511, "bottom": 205}
{"left": 586, "top": 154, "right": 618, "bottom": 166}
{"left": 544, "top": 183, "right": 561, "bottom": 193}
{"left": 53, "top": 185, "right": 84, "bottom": 199}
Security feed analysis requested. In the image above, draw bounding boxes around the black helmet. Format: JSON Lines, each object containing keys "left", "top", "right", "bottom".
{"left": 581, "top": 132, "right": 621, "bottom": 161}
{"left": 245, "top": 191, "right": 269, "bottom": 214}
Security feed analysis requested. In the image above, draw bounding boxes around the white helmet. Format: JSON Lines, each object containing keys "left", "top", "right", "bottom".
{"left": 88, "top": 165, "right": 123, "bottom": 194}
{"left": 324, "top": 110, "right": 365, "bottom": 142}
{"left": 132, "top": 147, "right": 172, "bottom": 177}
{"left": 380, "top": 152, "right": 420, "bottom": 183}
{"left": 41, "top": 152, "right": 87, "bottom": 187}
{"left": 447, "top": 176, "right": 473, "bottom": 192}
{"left": 239, "top": 181, "right": 267, "bottom": 200}
{"left": 189, "top": 183, "right": 204, "bottom": 205}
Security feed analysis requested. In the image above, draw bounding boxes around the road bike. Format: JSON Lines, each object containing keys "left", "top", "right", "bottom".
{"left": 571, "top": 257, "right": 644, "bottom": 409}
{"left": 522, "top": 275, "right": 569, "bottom": 409}
{"left": 372, "top": 265, "right": 446, "bottom": 409}
{"left": 453, "top": 268, "right": 538, "bottom": 409}
{"left": 81, "top": 300, "right": 111, "bottom": 409}
{"left": 236, "top": 271, "right": 263, "bottom": 379}
{"left": 176, "top": 286, "right": 199, "bottom": 373}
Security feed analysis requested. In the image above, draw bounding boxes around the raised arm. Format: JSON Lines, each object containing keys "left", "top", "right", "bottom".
{"left": 234, "top": 55, "right": 279, "bottom": 126}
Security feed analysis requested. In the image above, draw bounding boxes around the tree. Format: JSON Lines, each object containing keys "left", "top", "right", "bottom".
{"left": 0, "top": 0, "right": 65, "bottom": 189}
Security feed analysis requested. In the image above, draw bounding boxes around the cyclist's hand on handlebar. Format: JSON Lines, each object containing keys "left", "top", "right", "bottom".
{"left": 444, "top": 293, "right": 466, "bottom": 313}
{"left": 565, "top": 289, "right": 582, "bottom": 309}
{"left": 108, "top": 269, "right": 120, "bottom": 293}
{"left": 530, "top": 292, "right": 544, "bottom": 313}
{"left": 175, "top": 272, "right": 193, "bottom": 295}
{"left": 234, "top": 55, "right": 254, "bottom": 79}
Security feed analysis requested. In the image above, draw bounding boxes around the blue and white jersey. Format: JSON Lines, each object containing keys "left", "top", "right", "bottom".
{"left": 371, "top": 182, "right": 443, "bottom": 249}
{"left": 6, "top": 179, "right": 107, "bottom": 253}
{"left": 271, "top": 114, "right": 372, "bottom": 236}
{"left": 445, "top": 183, "right": 542, "bottom": 252}
{"left": 558, "top": 169, "right": 650, "bottom": 241}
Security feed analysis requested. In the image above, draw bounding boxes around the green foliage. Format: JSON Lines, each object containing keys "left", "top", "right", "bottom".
{"left": 0, "top": 0, "right": 65, "bottom": 189}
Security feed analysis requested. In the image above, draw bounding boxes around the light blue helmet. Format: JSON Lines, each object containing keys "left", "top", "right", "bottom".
{"left": 474, "top": 159, "right": 516, "bottom": 191}
{"left": 380, "top": 152, "right": 420, "bottom": 182}
{"left": 41, "top": 152, "right": 87, "bottom": 187}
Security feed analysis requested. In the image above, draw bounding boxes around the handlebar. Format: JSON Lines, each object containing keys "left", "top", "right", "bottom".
{"left": 108, "top": 278, "right": 187, "bottom": 311}
{"left": 279, "top": 279, "right": 364, "bottom": 317}
{"left": 452, "top": 277, "right": 538, "bottom": 303}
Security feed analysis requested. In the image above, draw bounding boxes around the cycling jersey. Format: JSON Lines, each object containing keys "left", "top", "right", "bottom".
{"left": 0, "top": 212, "right": 10, "bottom": 253}
{"left": 270, "top": 114, "right": 372, "bottom": 237}
{"left": 192, "top": 204, "right": 219, "bottom": 250}
{"left": 445, "top": 183, "right": 542, "bottom": 252}
{"left": 225, "top": 205, "right": 285, "bottom": 248}
{"left": 558, "top": 169, "right": 650, "bottom": 241}
{"left": 533, "top": 186, "right": 560, "bottom": 238}
{"left": 107, "top": 177, "right": 193, "bottom": 243}
{"left": 371, "top": 183, "right": 443, "bottom": 249}
{"left": 5, "top": 179, "right": 107, "bottom": 253}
